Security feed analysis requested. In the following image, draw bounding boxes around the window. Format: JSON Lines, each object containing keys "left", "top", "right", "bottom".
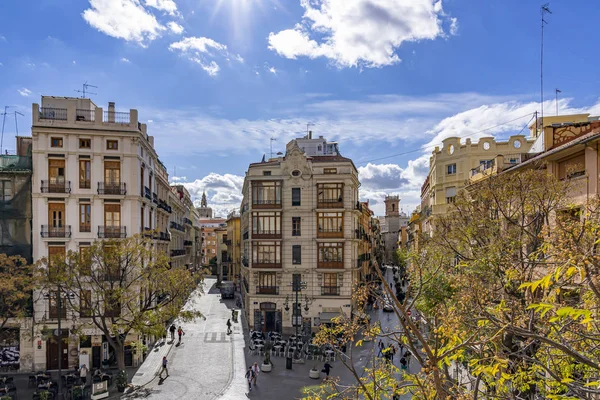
{"left": 141, "top": 207, "right": 145, "bottom": 230}
{"left": 317, "top": 212, "right": 343, "bottom": 237}
{"left": 79, "top": 246, "right": 92, "bottom": 275}
{"left": 48, "top": 290, "right": 66, "bottom": 319}
{"left": 252, "top": 212, "right": 281, "bottom": 236}
{"left": 323, "top": 273, "right": 339, "bottom": 295}
{"left": 447, "top": 163, "right": 456, "bottom": 175}
{"left": 291, "top": 170, "right": 301, "bottom": 177}
{"left": 80, "top": 203, "right": 91, "bottom": 232}
{"left": 105, "top": 290, "right": 121, "bottom": 318}
{"left": 79, "top": 139, "right": 91, "bottom": 149}
{"left": 48, "top": 159, "right": 65, "bottom": 184}
{"left": 104, "top": 161, "right": 120, "bottom": 183}
{"left": 51, "top": 137, "right": 63, "bottom": 148}
{"left": 258, "top": 272, "right": 277, "bottom": 294}
{"left": 149, "top": 209, "right": 153, "bottom": 230}
{"left": 509, "top": 158, "right": 519, "bottom": 164}
{"left": 0, "top": 180, "right": 13, "bottom": 202}
{"left": 479, "top": 160, "right": 493, "bottom": 170}
{"left": 263, "top": 171, "right": 271, "bottom": 176}
{"left": 292, "top": 217, "right": 301, "bottom": 236}
{"left": 292, "top": 188, "right": 301, "bottom": 206}
{"left": 79, "top": 160, "right": 91, "bottom": 189}
{"left": 80, "top": 290, "right": 92, "bottom": 317}
{"left": 107, "top": 140, "right": 118, "bottom": 150}
{"left": 558, "top": 152, "right": 586, "bottom": 179}
{"left": 324, "top": 168, "right": 337, "bottom": 174}
{"left": 292, "top": 245, "right": 301, "bottom": 264}
{"left": 252, "top": 241, "right": 281, "bottom": 266}
{"left": 212, "top": 249, "right": 216, "bottom": 254}
{"left": 317, "top": 183, "right": 343, "bottom": 207}
{"left": 446, "top": 187, "right": 457, "bottom": 204}
{"left": 104, "top": 204, "right": 121, "bottom": 227}
{"left": 318, "top": 242, "right": 344, "bottom": 268}
{"left": 251, "top": 181, "right": 281, "bottom": 206}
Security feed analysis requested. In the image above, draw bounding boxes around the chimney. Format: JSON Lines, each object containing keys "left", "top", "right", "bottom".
{"left": 108, "top": 102, "right": 115, "bottom": 123}
{"left": 308, "top": 130, "right": 312, "bottom": 139}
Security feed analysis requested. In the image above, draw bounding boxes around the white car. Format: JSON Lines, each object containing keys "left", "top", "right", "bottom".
{"left": 383, "top": 302, "right": 394, "bottom": 312}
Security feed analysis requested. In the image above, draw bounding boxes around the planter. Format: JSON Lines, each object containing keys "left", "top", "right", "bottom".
{"left": 309, "top": 369, "right": 320, "bottom": 379}
{"left": 261, "top": 363, "right": 272, "bottom": 372}
{"left": 91, "top": 392, "right": 109, "bottom": 400}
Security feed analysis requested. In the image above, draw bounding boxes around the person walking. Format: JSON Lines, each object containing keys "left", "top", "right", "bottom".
{"left": 377, "top": 340, "right": 384, "bottom": 357}
{"left": 391, "top": 344, "right": 397, "bottom": 362}
{"left": 251, "top": 362, "right": 260, "bottom": 386}
{"left": 79, "top": 364, "right": 88, "bottom": 386}
{"left": 159, "top": 356, "right": 169, "bottom": 379}
{"left": 404, "top": 349, "right": 412, "bottom": 368}
{"left": 245, "top": 366, "right": 254, "bottom": 391}
{"left": 169, "top": 324, "right": 176, "bottom": 341}
{"left": 400, "top": 356, "right": 408, "bottom": 373}
{"left": 226, "top": 319, "right": 232, "bottom": 334}
{"left": 322, "top": 362, "right": 332, "bottom": 380}
{"left": 177, "top": 326, "right": 185, "bottom": 344}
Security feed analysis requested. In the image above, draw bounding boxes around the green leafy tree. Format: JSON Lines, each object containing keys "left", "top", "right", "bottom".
{"left": 0, "top": 254, "right": 33, "bottom": 341}
{"left": 36, "top": 234, "right": 201, "bottom": 370}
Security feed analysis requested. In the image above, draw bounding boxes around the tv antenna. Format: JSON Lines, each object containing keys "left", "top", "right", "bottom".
{"left": 270, "top": 137, "right": 277, "bottom": 159}
{"left": 74, "top": 82, "right": 98, "bottom": 98}
{"left": 306, "top": 122, "right": 314, "bottom": 135}
{"left": 1, "top": 106, "right": 24, "bottom": 154}
{"left": 540, "top": 3, "right": 552, "bottom": 130}
{"left": 555, "top": 88, "right": 561, "bottom": 115}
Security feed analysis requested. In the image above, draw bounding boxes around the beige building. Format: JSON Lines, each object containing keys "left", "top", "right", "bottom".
{"left": 169, "top": 185, "right": 200, "bottom": 269}
{"left": 225, "top": 211, "right": 241, "bottom": 284}
{"left": 240, "top": 136, "right": 360, "bottom": 334}
{"left": 421, "top": 135, "right": 535, "bottom": 236}
{"left": 30, "top": 96, "right": 167, "bottom": 370}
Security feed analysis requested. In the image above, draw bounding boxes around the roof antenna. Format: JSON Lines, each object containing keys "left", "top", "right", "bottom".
{"left": 1, "top": 106, "right": 24, "bottom": 154}
{"left": 270, "top": 137, "right": 277, "bottom": 159}
{"left": 540, "top": 4, "right": 552, "bottom": 129}
{"left": 74, "top": 81, "right": 98, "bottom": 98}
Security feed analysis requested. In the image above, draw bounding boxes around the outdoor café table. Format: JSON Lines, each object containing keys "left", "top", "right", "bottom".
{"left": 289, "top": 335, "right": 297, "bottom": 340}
{"left": 325, "top": 349, "right": 335, "bottom": 357}
{"left": 253, "top": 339, "right": 264, "bottom": 345}
{"left": 255, "top": 344, "right": 264, "bottom": 351}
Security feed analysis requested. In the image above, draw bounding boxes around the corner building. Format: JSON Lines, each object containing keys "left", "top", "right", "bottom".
{"left": 240, "top": 136, "right": 360, "bottom": 333}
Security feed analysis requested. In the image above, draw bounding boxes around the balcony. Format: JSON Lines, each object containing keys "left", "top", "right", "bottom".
{"left": 170, "top": 249, "right": 186, "bottom": 257}
{"left": 98, "top": 182, "right": 126, "bottom": 195}
{"left": 41, "top": 225, "right": 72, "bottom": 238}
{"left": 183, "top": 217, "right": 193, "bottom": 226}
{"left": 321, "top": 286, "right": 340, "bottom": 296}
{"left": 39, "top": 107, "right": 67, "bottom": 121}
{"left": 104, "top": 110, "right": 130, "bottom": 124}
{"left": 251, "top": 199, "right": 281, "bottom": 209}
{"left": 317, "top": 199, "right": 344, "bottom": 209}
{"left": 252, "top": 230, "right": 282, "bottom": 240}
{"left": 317, "top": 260, "right": 344, "bottom": 269}
{"left": 158, "top": 199, "right": 172, "bottom": 213}
{"left": 184, "top": 240, "right": 193, "bottom": 247}
{"left": 252, "top": 260, "right": 282, "bottom": 268}
{"left": 76, "top": 109, "right": 95, "bottom": 122}
{"left": 170, "top": 221, "right": 185, "bottom": 232}
{"left": 98, "top": 226, "right": 127, "bottom": 238}
{"left": 144, "top": 186, "right": 151, "bottom": 200}
{"left": 257, "top": 286, "right": 279, "bottom": 295}
{"left": 153, "top": 192, "right": 158, "bottom": 204}
{"left": 142, "top": 227, "right": 153, "bottom": 238}
{"left": 159, "top": 231, "right": 170, "bottom": 241}
{"left": 41, "top": 180, "right": 71, "bottom": 194}
{"left": 80, "top": 180, "right": 91, "bottom": 189}
{"left": 317, "top": 228, "right": 344, "bottom": 239}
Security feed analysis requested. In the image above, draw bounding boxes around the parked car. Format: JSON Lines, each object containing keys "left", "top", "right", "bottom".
{"left": 383, "top": 302, "right": 394, "bottom": 312}
{"left": 220, "top": 281, "right": 235, "bottom": 299}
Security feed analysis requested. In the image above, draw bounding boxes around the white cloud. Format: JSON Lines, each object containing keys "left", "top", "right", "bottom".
{"left": 234, "top": 54, "right": 244, "bottom": 63}
{"left": 169, "top": 36, "right": 230, "bottom": 76}
{"left": 120, "top": 57, "right": 131, "bottom": 63}
{"left": 82, "top": 0, "right": 166, "bottom": 46}
{"left": 171, "top": 173, "right": 244, "bottom": 217}
{"left": 145, "top": 0, "right": 178, "bottom": 15}
{"left": 268, "top": 0, "right": 453, "bottom": 68}
{"left": 18, "top": 88, "right": 32, "bottom": 97}
{"left": 268, "top": 66, "right": 277, "bottom": 75}
{"left": 167, "top": 21, "right": 184, "bottom": 34}
{"left": 199, "top": 60, "right": 220, "bottom": 76}
{"left": 449, "top": 17, "right": 458, "bottom": 35}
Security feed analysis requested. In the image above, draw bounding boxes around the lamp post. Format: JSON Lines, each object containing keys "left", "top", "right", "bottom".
{"left": 284, "top": 275, "right": 310, "bottom": 359}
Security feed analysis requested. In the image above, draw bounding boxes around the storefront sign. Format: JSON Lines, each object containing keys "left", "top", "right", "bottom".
{"left": 91, "top": 336, "right": 102, "bottom": 347}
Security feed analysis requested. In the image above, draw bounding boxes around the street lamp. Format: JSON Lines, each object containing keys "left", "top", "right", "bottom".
{"left": 285, "top": 275, "right": 308, "bottom": 348}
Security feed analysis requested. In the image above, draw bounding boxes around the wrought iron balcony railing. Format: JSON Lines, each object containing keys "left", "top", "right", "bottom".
{"left": 98, "top": 226, "right": 127, "bottom": 238}
{"left": 41, "top": 180, "right": 71, "bottom": 194}
{"left": 257, "top": 286, "right": 279, "bottom": 295}
{"left": 41, "top": 225, "right": 72, "bottom": 238}
{"left": 321, "top": 286, "right": 340, "bottom": 296}
{"left": 98, "top": 182, "right": 126, "bottom": 195}
{"left": 39, "top": 107, "right": 67, "bottom": 121}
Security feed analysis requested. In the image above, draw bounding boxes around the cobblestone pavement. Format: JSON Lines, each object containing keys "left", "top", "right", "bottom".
{"left": 145, "top": 278, "right": 247, "bottom": 400}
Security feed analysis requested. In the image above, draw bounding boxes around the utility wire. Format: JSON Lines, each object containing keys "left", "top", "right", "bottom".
{"left": 356, "top": 112, "right": 535, "bottom": 166}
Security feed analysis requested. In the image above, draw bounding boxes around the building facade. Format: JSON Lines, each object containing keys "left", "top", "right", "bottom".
{"left": 240, "top": 137, "right": 360, "bottom": 334}
{"left": 225, "top": 211, "right": 241, "bottom": 285}
{"left": 30, "top": 96, "right": 164, "bottom": 371}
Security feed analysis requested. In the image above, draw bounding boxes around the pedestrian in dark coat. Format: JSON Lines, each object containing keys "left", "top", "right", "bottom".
{"left": 322, "top": 362, "right": 332, "bottom": 379}
{"left": 169, "top": 324, "right": 176, "bottom": 340}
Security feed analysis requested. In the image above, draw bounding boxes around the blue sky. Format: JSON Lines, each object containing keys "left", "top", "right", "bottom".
{"left": 1, "top": 0, "right": 600, "bottom": 216}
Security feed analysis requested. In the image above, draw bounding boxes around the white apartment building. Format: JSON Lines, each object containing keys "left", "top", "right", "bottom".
{"left": 31, "top": 96, "right": 164, "bottom": 371}
{"left": 240, "top": 137, "right": 360, "bottom": 334}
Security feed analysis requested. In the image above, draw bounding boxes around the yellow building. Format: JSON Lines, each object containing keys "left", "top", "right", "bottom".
{"left": 225, "top": 211, "right": 241, "bottom": 285}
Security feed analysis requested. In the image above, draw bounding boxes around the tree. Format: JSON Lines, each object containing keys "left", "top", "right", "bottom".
{"left": 0, "top": 254, "right": 33, "bottom": 341}
{"left": 36, "top": 234, "right": 201, "bottom": 370}
{"left": 309, "top": 169, "right": 600, "bottom": 399}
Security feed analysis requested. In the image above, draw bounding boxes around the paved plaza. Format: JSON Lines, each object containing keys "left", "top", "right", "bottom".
{"left": 135, "top": 269, "right": 418, "bottom": 399}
